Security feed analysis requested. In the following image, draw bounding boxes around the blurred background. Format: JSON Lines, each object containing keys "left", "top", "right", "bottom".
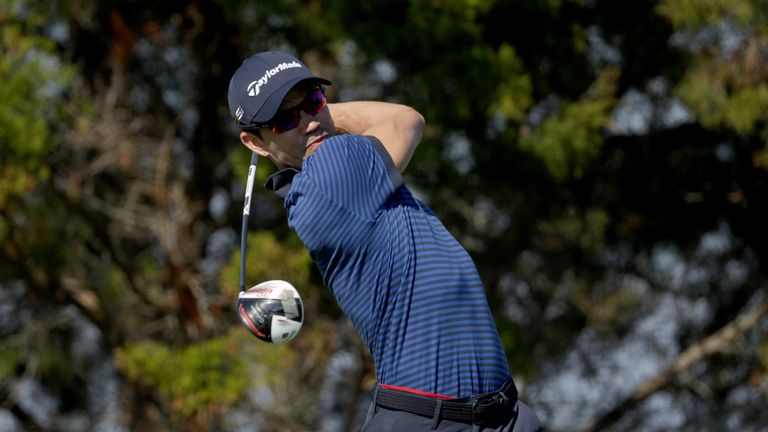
{"left": 2, "top": 0, "right": 768, "bottom": 431}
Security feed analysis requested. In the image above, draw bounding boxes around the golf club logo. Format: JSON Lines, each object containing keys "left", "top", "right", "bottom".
{"left": 235, "top": 106, "right": 244, "bottom": 122}
{"left": 246, "top": 61, "right": 303, "bottom": 97}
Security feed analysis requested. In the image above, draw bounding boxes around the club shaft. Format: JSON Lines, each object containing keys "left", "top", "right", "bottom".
{"left": 239, "top": 152, "right": 259, "bottom": 292}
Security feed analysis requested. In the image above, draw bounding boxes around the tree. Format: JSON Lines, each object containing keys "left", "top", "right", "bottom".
{"left": 1, "top": 0, "right": 767, "bottom": 430}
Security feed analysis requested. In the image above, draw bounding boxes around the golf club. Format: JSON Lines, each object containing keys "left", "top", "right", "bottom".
{"left": 236, "top": 152, "right": 304, "bottom": 343}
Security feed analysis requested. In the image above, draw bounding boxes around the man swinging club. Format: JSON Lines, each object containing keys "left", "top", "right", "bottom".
{"left": 228, "top": 51, "right": 542, "bottom": 431}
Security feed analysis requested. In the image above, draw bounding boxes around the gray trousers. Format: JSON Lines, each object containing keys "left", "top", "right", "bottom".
{"left": 360, "top": 396, "right": 542, "bottom": 432}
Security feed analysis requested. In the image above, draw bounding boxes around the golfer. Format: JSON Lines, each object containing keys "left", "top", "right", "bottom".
{"left": 228, "top": 51, "right": 542, "bottom": 431}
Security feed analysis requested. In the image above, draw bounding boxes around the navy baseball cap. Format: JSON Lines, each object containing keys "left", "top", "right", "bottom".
{"left": 228, "top": 51, "right": 331, "bottom": 128}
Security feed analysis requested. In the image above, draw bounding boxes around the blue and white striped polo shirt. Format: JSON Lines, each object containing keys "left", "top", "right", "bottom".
{"left": 266, "top": 134, "right": 510, "bottom": 397}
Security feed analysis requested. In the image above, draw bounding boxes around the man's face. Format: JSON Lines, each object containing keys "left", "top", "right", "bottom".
{"left": 242, "top": 82, "right": 335, "bottom": 169}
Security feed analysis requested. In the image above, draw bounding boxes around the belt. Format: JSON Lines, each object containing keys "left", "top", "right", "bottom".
{"left": 373, "top": 379, "right": 518, "bottom": 426}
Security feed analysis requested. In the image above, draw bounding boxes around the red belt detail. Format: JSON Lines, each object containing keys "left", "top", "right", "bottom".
{"left": 379, "top": 384, "right": 453, "bottom": 400}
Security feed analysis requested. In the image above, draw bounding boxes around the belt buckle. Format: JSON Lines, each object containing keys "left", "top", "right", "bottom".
{"left": 470, "top": 393, "right": 507, "bottom": 426}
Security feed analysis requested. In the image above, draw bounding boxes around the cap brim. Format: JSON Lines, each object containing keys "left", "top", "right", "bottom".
{"left": 249, "top": 76, "right": 332, "bottom": 125}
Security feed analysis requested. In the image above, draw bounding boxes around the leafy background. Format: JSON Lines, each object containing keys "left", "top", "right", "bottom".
{"left": 1, "top": 0, "right": 767, "bottom": 431}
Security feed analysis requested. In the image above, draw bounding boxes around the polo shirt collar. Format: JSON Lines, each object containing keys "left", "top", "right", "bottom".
{"left": 265, "top": 168, "right": 299, "bottom": 199}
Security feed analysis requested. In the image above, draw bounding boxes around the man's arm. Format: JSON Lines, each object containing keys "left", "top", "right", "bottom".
{"left": 328, "top": 102, "right": 425, "bottom": 172}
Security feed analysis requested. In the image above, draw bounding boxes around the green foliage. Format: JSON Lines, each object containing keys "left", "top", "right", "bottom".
{"left": 0, "top": 26, "right": 48, "bottom": 202}
{"left": 488, "top": 43, "right": 533, "bottom": 122}
{"left": 676, "top": 62, "right": 768, "bottom": 134}
{"left": 656, "top": 0, "right": 768, "bottom": 131}
{"left": 292, "top": 0, "right": 345, "bottom": 50}
{"left": 115, "top": 327, "right": 335, "bottom": 424}
{"left": 724, "top": 85, "right": 768, "bottom": 134}
{"left": 755, "top": 141, "right": 768, "bottom": 170}
{"left": 520, "top": 69, "right": 617, "bottom": 182}
{"left": 0, "top": 346, "right": 21, "bottom": 379}
{"left": 585, "top": 286, "right": 645, "bottom": 328}
{"left": 229, "top": 148, "right": 278, "bottom": 186}
{"left": 657, "top": 0, "right": 757, "bottom": 27}
{"left": 497, "top": 318, "right": 535, "bottom": 379}
{"left": 0, "top": 20, "right": 72, "bottom": 206}
{"left": 115, "top": 332, "right": 249, "bottom": 418}
{"left": 0, "top": 4, "right": 76, "bottom": 291}
{"left": 759, "top": 340, "right": 768, "bottom": 370}
{"left": 239, "top": 329, "right": 301, "bottom": 388}
{"left": 408, "top": 0, "right": 494, "bottom": 40}
{"left": 221, "top": 230, "right": 314, "bottom": 298}
{"left": 538, "top": 208, "right": 611, "bottom": 255}
{"left": 39, "top": 349, "right": 82, "bottom": 397}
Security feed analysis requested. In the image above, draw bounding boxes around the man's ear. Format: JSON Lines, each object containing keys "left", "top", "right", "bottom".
{"left": 239, "top": 131, "right": 270, "bottom": 158}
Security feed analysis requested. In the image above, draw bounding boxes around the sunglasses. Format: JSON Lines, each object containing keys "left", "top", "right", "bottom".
{"left": 246, "top": 85, "right": 327, "bottom": 135}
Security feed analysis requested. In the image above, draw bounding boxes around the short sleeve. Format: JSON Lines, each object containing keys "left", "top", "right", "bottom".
{"left": 294, "top": 134, "right": 403, "bottom": 221}
{"left": 283, "top": 134, "right": 403, "bottom": 255}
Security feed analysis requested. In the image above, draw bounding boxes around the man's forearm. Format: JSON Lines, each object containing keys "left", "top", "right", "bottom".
{"left": 329, "top": 101, "right": 425, "bottom": 172}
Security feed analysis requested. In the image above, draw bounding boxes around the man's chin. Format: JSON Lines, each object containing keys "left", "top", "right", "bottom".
{"left": 304, "top": 143, "right": 321, "bottom": 159}
{"left": 305, "top": 136, "right": 328, "bottom": 157}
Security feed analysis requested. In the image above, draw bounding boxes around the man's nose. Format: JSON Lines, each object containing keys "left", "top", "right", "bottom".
{"left": 299, "top": 110, "right": 321, "bottom": 134}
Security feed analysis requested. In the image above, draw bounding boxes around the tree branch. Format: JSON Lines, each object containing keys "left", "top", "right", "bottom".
{"left": 582, "top": 297, "right": 768, "bottom": 432}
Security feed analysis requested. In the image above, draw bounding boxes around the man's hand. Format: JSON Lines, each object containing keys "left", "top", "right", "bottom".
{"left": 329, "top": 102, "right": 425, "bottom": 172}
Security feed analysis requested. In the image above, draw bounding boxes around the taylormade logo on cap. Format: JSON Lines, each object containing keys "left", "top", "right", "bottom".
{"left": 246, "top": 61, "right": 303, "bottom": 96}
{"left": 228, "top": 51, "right": 331, "bottom": 126}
